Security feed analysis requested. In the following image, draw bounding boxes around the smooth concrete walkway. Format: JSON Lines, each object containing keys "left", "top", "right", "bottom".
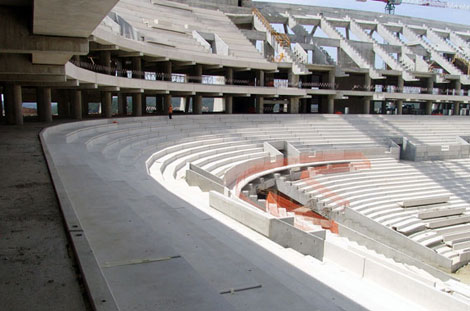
{"left": 0, "top": 122, "right": 91, "bottom": 311}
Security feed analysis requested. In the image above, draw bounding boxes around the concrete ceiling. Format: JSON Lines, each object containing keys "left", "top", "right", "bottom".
{"left": 33, "top": 0, "right": 119, "bottom": 38}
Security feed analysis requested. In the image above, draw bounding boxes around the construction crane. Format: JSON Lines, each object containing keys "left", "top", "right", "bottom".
{"left": 356, "top": 0, "right": 470, "bottom": 14}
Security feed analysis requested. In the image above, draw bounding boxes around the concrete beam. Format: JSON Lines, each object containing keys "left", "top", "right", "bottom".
{"left": 33, "top": 0, "right": 120, "bottom": 38}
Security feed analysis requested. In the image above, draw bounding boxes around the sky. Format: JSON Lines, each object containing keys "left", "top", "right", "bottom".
{"left": 255, "top": 0, "right": 470, "bottom": 26}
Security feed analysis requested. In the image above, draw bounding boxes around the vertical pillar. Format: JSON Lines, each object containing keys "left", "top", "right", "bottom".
{"left": 427, "top": 77, "right": 434, "bottom": 94}
{"left": 164, "top": 94, "right": 172, "bottom": 114}
{"left": 132, "top": 93, "right": 142, "bottom": 116}
{"left": 364, "top": 74, "right": 371, "bottom": 92}
{"left": 224, "top": 95, "right": 233, "bottom": 114}
{"left": 71, "top": 90, "right": 82, "bottom": 120}
{"left": 132, "top": 57, "right": 142, "bottom": 79}
{"left": 396, "top": 100, "right": 403, "bottom": 115}
{"left": 328, "top": 70, "right": 335, "bottom": 89}
{"left": 193, "top": 94, "right": 202, "bottom": 114}
{"left": 454, "top": 102, "right": 461, "bottom": 116}
{"left": 327, "top": 95, "right": 335, "bottom": 114}
{"left": 163, "top": 61, "right": 172, "bottom": 81}
{"left": 363, "top": 97, "right": 371, "bottom": 114}
{"left": 5, "top": 84, "right": 23, "bottom": 125}
{"left": 37, "top": 87, "right": 52, "bottom": 123}
{"left": 256, "top": 70, "right": 265, "bottom": 86}
{"left": 225, "top": 68, "right": 234, "bottom": 85}
{"left": 184, "top": 96, "right": 191, "bottom": 113}
{"left": 100, "top": 51, "right": 112, "bottom": 75}
{"left": 289, "top": 97, "right": 299, "bottom": 113}
{"left": 117, "top": 93, "right": 125, "bottom": 116}
{"left": 255, "top": 95, "right": 264, "bottom": 114}
{"left": 398, "top": 75, "right": 404, "bottom": 93}
{"left": 57, "top": 90, "right": 70, "bottom": 118}
{"left": 82, "top": 91, "right": 88, "bottom": 118}
{"left": 142, "top": 94, "right": 147, "bottom": 115}
{"left": 193, "top": 64, "right": 203, "bottom": 84}
{"left": 425, "top": 100, "right": 433, "bottom": 115}
{"left": 454, "top": 80, "right": 462, "bottom": 115}
{"left": 288, "top": 69, "right": 299, "bottom": 88}
{"left": 101, "top": 91, "right": 112, "bottom": 118}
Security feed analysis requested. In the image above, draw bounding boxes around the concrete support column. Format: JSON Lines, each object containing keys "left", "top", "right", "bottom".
{"left": 396, "top": 100, "right": 403, "bottom": 115}
{"left": 100, "top": 51, "right": 112, "bottom": 75}
{"left": 454, "top": 102, "right": 461, "bottom": 116}
{"left": 163, "top": 61, "right": 172, "bottom": 81}
{"left": 364, "top": 74, "right": 371, "bottom": 92}
{"left": 37, "top": 87, "right": 52, "bottom": 123}
{"left": 427, "top": 77, "right": 434, "bottom": 94}
{"left": 256, "top": 70, "right": 265, "bottom": 86}
{"left": 142, "top": 95, "right": 147, "bottom": 115}
{"left": 454, "top": 80, "right": 462, "bottom": 115}
{"left": 363, "top": 97, "right": 371, "bottom": 114}
{"left": 224, "top": 95, "right": 233, "bottom": 114}
{"left": 57, "top": 90, "right": 70, "bottom": 118}
{"left": 288, "top": 69, "right": 299, "bottom": 88}
{"left": 132, "top": 93, "right": 142, "bottom": 116}
{"left": 164, "top": 94, "right": 172, "bottom": 114}
{"left": 5, "top": 84, "right": 23, "bottom": 125}
{"left": 132, "top": 57, "right": 142, "bottom": 79}
{"left": 255, "top": 95, "right": 264, "bottom": 114}
{"left": 398, "top": 75, "right": 404, "bottom": 93}
{"left": 289, "top": 97, "right": 299, "bottom": 113}
{"left": 193, "top": 64, "right": 203, "bottom": 84}
{"left": 193, "top": 95, "right": 202, "bottom": 114}
{"left": 425, "top": 100, "right": 433, "bottom": 115}
{"left": 225, "top": 68, "right": 234, "bottom": 85}
{"left": 71, "top": 90, "right": 82, "bottom": 120}
{"left": 101, "top": 91, "right": 112, "bottom": 118}
{"left": 81, "top": 92, "right": 88, "bottom": 118}
{"left": 117, "top": 93, "right": 125, "bottom": 116}
{"left": 328, "top": 70, "right": 335, "bottom": 89}
{"left": 184, "top": 96, "right": 191, "bottom": 113}
{"left": 327, "top": 95, "right": 335, "bottom": 114}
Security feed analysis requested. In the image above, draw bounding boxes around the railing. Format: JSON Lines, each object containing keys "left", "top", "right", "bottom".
{"left": 70, "top": 59, "right": 469, "bottom": 96}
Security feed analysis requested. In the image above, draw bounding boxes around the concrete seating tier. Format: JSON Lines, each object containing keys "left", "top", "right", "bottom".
{"left": 109, "top": 0, "right": 269, "bottom": 63}
{"left": 60, "top": 114, "right": 470, "bottom": 269}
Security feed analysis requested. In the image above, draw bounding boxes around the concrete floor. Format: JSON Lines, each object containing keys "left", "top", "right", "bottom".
{"left": 0, "top": 122, "right": 91, "bottom": 311}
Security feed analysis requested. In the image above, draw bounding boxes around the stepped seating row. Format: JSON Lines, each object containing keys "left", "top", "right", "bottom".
{"left": 290, "top": 157, "right": 470, "bottom": 263}
{"left": 110, "top": 0, "right": 268, "bottom": 63}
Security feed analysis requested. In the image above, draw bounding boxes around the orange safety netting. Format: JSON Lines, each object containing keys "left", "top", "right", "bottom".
{"left": 266, "top": 191, "right": 339, "bottom": 234}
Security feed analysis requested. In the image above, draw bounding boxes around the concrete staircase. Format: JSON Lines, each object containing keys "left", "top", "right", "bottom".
{"left": 376, "top": 22, "right": 415, "bottom": 72}
{"left": 252, "top": 8, "right": 309, "bottom": 75}
{"left": 402, "top": 23, "right": 470, "bottom": 84}
{"left": 347, "top": 17, "right": 415, "bottom": 82}
{"left": 319, "top": 15, "right": 382, "bottom": 79}
{"left": 448, "top": 29, "right": 470, "bottom": 59}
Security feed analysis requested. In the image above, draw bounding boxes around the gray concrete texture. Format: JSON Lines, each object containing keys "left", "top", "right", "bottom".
{"left": 0, "top": 122, "right": 91, "bottom": 311}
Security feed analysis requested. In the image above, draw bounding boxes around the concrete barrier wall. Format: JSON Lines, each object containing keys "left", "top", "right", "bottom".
{"left": 209, "top": 191, "right": 272, "bottom": 237}
{"left": 269, "top": 218, "right": 324, "bottom": 260}
{"left": 402, "top": 136, "right": 470, "bottom": 161}
{"left": 186, "top": 169, "right": 227, "bottom": 194}
{"left": 189, "top": 163, "right": 224, "bottom": 185}
{"left": 335, "top": 208, "right": 453, "bottom": 271}
{"left": 209, "top": 191, "right": 325, "bottom": 260}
